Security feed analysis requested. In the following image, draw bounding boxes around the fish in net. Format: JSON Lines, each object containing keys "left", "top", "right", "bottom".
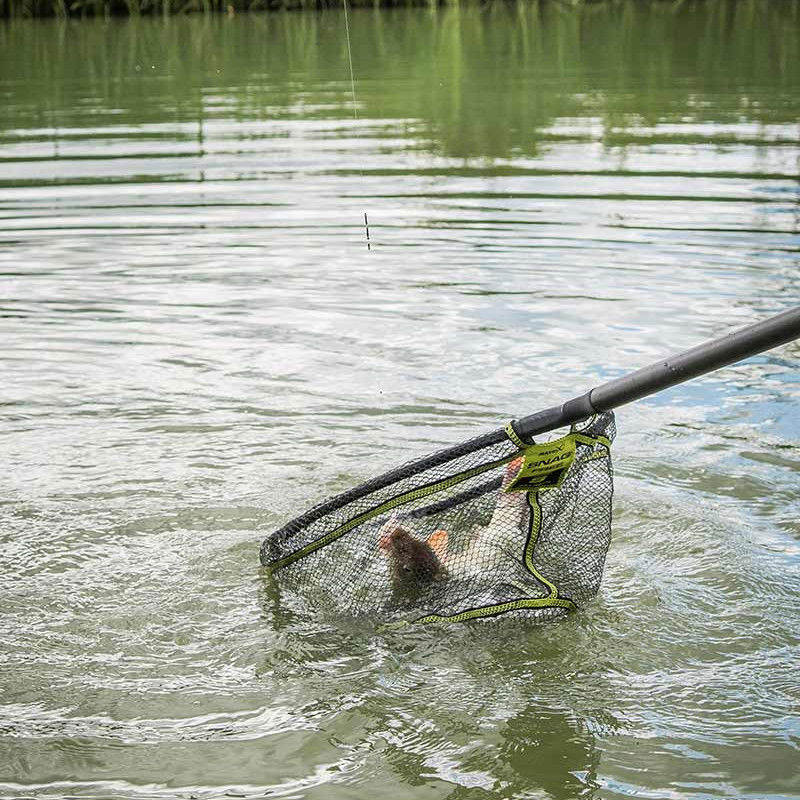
{"left": 261, "top": 413, "right": 615, "bottom": 625}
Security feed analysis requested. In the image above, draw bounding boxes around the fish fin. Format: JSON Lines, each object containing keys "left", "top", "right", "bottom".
{"left": 427, "top": 529, "right": 449, "bottom": 559}
{"left": 502, "top": 455, "right": 525, "bottom": 489}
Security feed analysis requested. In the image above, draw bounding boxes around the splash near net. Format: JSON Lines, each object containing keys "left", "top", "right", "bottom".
{"left": 261, "top": 413, "right": 615, "bottom": 625}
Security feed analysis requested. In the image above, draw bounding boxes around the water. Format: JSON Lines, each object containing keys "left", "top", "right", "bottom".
{"left": 1, "top": 3, "right": 799, "bottom": 797}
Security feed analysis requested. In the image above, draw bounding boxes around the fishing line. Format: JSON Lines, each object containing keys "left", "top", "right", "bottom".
{"left": 342, "top": 0, "right": 371, "bottom": 251}
{"left": 342, "top": 0, "right": 358, "bottom": 122}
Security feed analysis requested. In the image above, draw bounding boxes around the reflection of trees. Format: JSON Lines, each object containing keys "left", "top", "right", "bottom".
{"left": 353, "top": 672, "right": 602, "bottom": 799}
{"left": 258, "top": 569, "right": 611, "bottom": 797}
{"left": 2, "top": 0, "right": 796, "bottom": 160}
{"left": 447, "top": 702, "right": 601, "bottom": 800}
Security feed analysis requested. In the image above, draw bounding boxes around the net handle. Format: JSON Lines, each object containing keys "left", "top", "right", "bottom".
{"left": 515, "top": 305, "right": 800, "bottom": 440}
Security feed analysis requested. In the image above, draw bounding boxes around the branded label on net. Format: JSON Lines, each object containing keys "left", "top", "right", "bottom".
{"left": 505, "top": 435, "right": 576, "bottom": 492}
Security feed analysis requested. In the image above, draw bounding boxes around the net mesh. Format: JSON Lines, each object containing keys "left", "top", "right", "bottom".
{"left": 261, "top": 412, "right": 615, "bottom": 625}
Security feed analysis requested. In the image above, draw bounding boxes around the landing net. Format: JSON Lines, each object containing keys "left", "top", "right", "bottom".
{"left": 261, "top": 412, "right": 615, "bottom": 625}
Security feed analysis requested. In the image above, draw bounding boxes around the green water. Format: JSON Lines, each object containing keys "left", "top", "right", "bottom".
{"left": 1, "top": 3, "right": 799, "bottom": 798}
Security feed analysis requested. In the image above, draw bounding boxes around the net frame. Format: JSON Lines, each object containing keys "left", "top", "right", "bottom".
{"left": 261, "top": 413, "right": 615, "bottom": 625}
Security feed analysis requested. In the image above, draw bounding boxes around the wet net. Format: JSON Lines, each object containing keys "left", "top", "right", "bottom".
{"left": 261, "top": 412, "right": 615, "bottom": 625}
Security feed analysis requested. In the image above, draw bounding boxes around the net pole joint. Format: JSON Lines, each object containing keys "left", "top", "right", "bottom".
{"left": 560, "top": 390, "right": 597, "bottom": 425}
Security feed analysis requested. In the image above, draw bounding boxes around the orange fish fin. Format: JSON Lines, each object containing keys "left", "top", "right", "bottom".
{"left": 508, "top": 455, "right": 524, "bottom": 473}
{"left": 427, "top": 529, "right": 449, "bottom": 559}
{"left": 501, "top": 456, "right": 525, "bottom": 489}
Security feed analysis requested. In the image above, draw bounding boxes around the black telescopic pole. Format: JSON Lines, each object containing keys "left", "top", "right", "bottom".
{"left": 515, "top": 306, "right": 800, "bottom": 440}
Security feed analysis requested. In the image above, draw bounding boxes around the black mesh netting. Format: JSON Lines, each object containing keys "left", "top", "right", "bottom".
{"left": 261, "top": 412, "right": 615, "bottom": 625}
